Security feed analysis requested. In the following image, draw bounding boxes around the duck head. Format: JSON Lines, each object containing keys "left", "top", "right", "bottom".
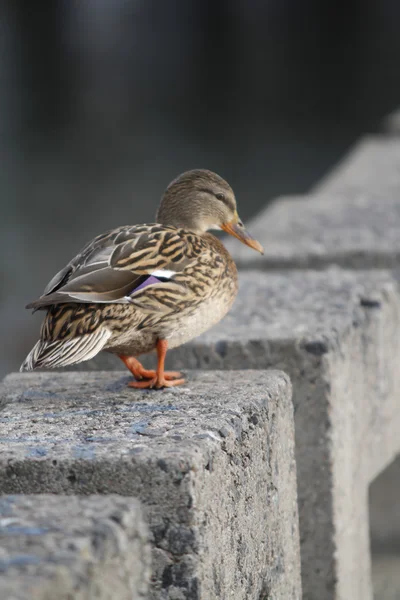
{"left": 156, "top": 169, "right": 264, "bottom": 254}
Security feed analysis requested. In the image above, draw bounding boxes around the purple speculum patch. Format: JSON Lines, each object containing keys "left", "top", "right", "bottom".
{"left": 134, "top": 275, "right": 162, "bottom": 292}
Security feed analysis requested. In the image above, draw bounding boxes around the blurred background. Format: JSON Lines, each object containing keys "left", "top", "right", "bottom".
{"left": 1, "top": 1, "right": 400, "bottom": 597}
{"left": 2, "top": 0, "right": 400, "bottom": 376}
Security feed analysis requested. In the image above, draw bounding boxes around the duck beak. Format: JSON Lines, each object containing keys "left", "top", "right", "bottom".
{"left": 221, "top": 214, "right": 264, "bottom": 255}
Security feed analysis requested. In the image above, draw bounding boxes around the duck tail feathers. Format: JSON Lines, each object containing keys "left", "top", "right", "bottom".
{"left": 20, "top": 329, "right": 112, "bottom": 371}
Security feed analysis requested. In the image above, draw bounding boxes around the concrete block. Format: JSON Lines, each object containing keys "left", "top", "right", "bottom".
{"left": 55, "top": 268, "right": 400, "bottom": 598}
{"left": 313, "top": 135, "right": 400, "bottom": 194}
{"left": 223, "top": 136, "right": 400, "bottom": 270}
{"left": 288, "top": 135, "right": 400, "bottom": 571}
{"left": 0, "top": 494, "right": 150, "bottom": 600}
{"left": 155, "top": 269, "right": 398, "bottom": 600}
{"left": 224, "top": 135, "right": 400, "bottom": 573}
{"left": 0, "top": 370, "right": 300, "bottom": 600}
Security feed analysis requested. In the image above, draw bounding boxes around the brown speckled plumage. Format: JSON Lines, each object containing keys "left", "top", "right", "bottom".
{"left": 21, "top": 170, "right": 263, "bottom": 388}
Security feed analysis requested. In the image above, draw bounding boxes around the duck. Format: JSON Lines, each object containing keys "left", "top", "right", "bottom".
{"left": 21, "top": 169, "right": 263, "bottom": 388}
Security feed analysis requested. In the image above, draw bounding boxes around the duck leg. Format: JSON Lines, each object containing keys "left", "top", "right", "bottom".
{"left": 118, "top": 354, "right": 181, "bottom": 381}
{"left": 119, "top": 341, "right": 184, "bottom": 388}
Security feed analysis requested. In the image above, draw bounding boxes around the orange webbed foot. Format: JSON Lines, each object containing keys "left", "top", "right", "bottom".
{"left": 119, "top": 340, "right": 184, "bottom": 390}
{"left": 134, "top": 368, "right": 182, "bottom": 381}
{"left": 128, "top": 376, "right": 186, "bottom": 389}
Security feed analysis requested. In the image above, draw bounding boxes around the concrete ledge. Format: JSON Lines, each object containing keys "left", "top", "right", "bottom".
{"left": 229, "top": 191, "right": 400, "bottom": 270}
{"left": 313, "top": 135, "right": 400, "bottom": 194}
{"left": 223, "top": 136, "right": 400, "bottom": 270}
{"left": 223, "top": 133, "right": 400, "bottom": 573}
{"left": 0, "top": 370, "right": 300, "bottom": 600}
{"left": 165, "top": 269, "right": 398, "bottom": 600}
{"left": 61, "top": 268, "right": 400, "bottom": 599}
{"left": 0, "top": 494, "right": 150, "bottom": 600}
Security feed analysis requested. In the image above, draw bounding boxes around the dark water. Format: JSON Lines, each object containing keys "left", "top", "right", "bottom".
{"left": 1, "top": 0, "right": 400, "bottom": 375}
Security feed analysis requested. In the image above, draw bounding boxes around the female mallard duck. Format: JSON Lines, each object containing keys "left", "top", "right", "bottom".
{"left": 21, "top": 170, "right": 263, "bottom": 388}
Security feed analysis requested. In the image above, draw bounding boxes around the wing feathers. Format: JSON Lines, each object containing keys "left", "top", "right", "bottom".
{"left": 26, "top": 224, "right": 200, "bottom": 309}
{"left": 42, "top": 265, "right": 73, "bottom": 296}
{"left": 27, "top": 268, "right": 140, "bottom": 308}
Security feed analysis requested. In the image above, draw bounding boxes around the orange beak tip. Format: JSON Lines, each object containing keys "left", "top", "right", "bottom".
{"left": 221, "top": 221, "right": 264, "bottom": 255}
{"left": 250, "top": 238, "right": 264, "bottom": 254}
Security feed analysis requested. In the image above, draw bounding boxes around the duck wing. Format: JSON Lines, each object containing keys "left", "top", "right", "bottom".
{"left": 26, "top": 224, "right": 203, "bottom": 309}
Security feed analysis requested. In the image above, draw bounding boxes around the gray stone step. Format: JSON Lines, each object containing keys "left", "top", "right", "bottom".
{"left": 313, "top": 135, "right": 400, "bottom": 195}
{"left": 183, "top": 268, "right": 400, "bottom": 600}
{"left": 330, "top": 136, "right": 400, "bottom": 559}
{"left": 0, "top": 494, "right": 150, "bottom": 600}
{"left": 224, "top": 132, "right": 400, "bottom": 583}
{"left": 0, "top": 370, "right": 300, "bottom": 600}
{"left": 60, "top": 268, "right": 400, "bottom": 600}
{"left": 223, "top": 136, "right": 400, "bottom": 270}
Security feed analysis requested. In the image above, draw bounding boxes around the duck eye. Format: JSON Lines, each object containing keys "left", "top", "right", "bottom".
{"left": 215, "top": 193, "right": 225, "bottom": 201}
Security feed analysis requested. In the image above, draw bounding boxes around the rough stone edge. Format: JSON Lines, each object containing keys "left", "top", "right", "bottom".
{"left": 0, "top": 494, "right": 151, "bottom": 600}
{"left": 0, "top": 370, "right": 301, "bottom": 600}
{"left": 171, "top": 275, "right": 400, "bottom": 600}
{"left": 311, "top": 134, "right": 395, "bottom": 193}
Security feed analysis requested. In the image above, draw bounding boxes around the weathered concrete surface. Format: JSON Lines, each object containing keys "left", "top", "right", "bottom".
{"left": 225, "top": 134, "right": 400, "bottom": 585}
{"left": 168, "top": 269, "right": 398, "bottom": 600}
{"left": 61, "top": 268, "right": 400, "bottom": 600}
{"left": 0, "top": 370, "right": 300, "bottom": 600}
{"left": 183, "top": 269, "right": 400, "bottom": 600}
{"left": 0, "top": 494, "right": 150, "bottom": 600}
{"left": 223, "top": 137, "right": 400, "bottom": 269}
{"left": 313, "top": 135, "right": 400, "bottom": 195}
